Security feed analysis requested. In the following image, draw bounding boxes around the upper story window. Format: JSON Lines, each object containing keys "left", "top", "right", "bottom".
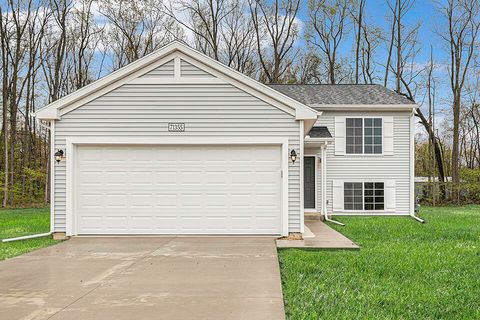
{"left": 346, "top": 118, "right": 382, "bottom": 154}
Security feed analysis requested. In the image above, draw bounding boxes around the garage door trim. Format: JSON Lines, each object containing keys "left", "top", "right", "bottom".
{"left": 65, "top": 136, "right": 289, "bottom": 236}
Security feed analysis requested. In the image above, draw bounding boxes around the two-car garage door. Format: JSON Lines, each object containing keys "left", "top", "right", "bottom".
{"left": 75, "top": 145, "right": 282, "bottom": 235}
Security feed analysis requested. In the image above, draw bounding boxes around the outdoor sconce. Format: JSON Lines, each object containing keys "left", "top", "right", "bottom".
{"left": 290, "top": 149, "right": 298, "bottom": 164}
{"left": 54, "top": 150, "right": 64, "bottom": 164}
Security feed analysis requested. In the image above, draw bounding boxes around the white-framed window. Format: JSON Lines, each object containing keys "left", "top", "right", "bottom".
{"left": 346, "top": 118, "right": 382, "bottom": 154}
{"left": 344, "top": 182, "right": 385, "bottom": 211}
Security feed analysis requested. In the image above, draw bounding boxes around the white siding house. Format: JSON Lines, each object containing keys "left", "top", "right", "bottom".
{"left": 36, "top": 42, "right": 417, "bottom": 238}
{"left": 309, "top": 111, "right": 413, "bottom": 216}
{"left": 270, "top": 85, "right": 417, "bottom": 221}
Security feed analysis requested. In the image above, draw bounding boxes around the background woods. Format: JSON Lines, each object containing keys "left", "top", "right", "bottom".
{"left": 0, "top": 0, "right": 479, "bottom": 207}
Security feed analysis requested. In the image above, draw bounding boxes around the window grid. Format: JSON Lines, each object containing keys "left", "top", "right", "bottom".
{"left": 346, "top": 118, "right": 363, "bottom": 154}
{"left": 344, "top": 182, "right": 385, "bottom": 211}
{"left": 346, "top": 118, "right": 382, "bottom": 154}
{"left": 364, "top": 118, "right": 382, "bottom": 154}
{"left": 364, "top": 182, "right": 385, "bottom": 210}
{"left": 344, "top": 182, "right": 363, "bottom": 210}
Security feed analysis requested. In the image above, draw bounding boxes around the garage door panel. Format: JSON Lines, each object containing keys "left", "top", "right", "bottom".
{"left": 75, "top": 145, "right": 282, "bottom": 234}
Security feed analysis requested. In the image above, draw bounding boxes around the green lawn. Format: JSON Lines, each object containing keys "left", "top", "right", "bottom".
{"left": 0, "top": 208, "right": 58, "bottom": 260}
{"left": 279, "top": 206, "right": 480, "bottom": 320}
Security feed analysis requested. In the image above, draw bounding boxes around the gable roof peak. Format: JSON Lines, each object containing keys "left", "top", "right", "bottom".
{"left": 35, "top": 41, "right": 318, "bottom": 122}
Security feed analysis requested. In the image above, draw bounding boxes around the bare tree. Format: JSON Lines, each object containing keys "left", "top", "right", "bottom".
{"left": 352, "top": 0, "right": 365, "bottom": 84}
{"left": 48, "top": 0, "right": 71, "bottom": 101}
{"left": 360, "top": 24, "right": 382, "bottom": 84}
{"left": 1, "top": 0, "right": 50, "bottom": 206}
{"left": 307, "top": 0, "right": 349, "bottom": 84}
{"left": 384, "top": 0, "right": 396, "bottom": 87}
{"left": 249, "top": 0, "right": 301, "bottom": 84}
{"left": 381, "top": 0, "right": 447, "bottom": 192}
{"left": 67, "top": 0, "right": 104, "bottom": 90}
{"left": 384, "top": 0, "right": 417, "bottom": 91}
{"left": 419, "top": 48, "right": 446, "bottom": 184}
{"left": 438, "top": 0, "right": 480, "bottom": 185}
{"left": 220, "top": 1, "right": 257, "bottom": 76}
{"left": 165, "top": 0, "right": 235, "bottom": 61}
{"left": 1, "top": 0, "right": 35, "bottom": 206}
{"left": 100, "top": 0, "right": 184, "bottom": 69}
{"left": 294, "top": 50, "right": 323, "bottom": 84}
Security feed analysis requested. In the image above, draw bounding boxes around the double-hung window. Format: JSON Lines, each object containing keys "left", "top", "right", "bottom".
{"left": 344, "top": 182, "right": 385, "bottom": 211}
{"left": 346, "top": 118, "right": 382, "bottom": 154}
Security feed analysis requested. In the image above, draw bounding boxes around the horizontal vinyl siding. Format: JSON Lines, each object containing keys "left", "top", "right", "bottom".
{"left": 180, "top": 60, "right": 215, "bottom": 77}
{"left": 139, "top": 59, "right": 174, "bottom": 78}
{"left": 54, "top": 83, "right": 301, "bottom": 232}
{"left": 315, "top": 111, "right": 412, "bottom": 215}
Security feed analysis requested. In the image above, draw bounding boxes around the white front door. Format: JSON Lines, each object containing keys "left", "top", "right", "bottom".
{"left": 74, "top": 145, "right": 282, "bottom": 235}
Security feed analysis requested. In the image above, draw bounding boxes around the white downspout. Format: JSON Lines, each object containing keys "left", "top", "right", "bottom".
{"left": 321, "top": 143, "right": 345, "bottom": 226}
{"left": 409, "top": 109, "right": 424, "bottom": 224}
{"left": 410, "top": 214, "right": 425, "bottom": 223}
{"left": 2, "top": 232, "right": 53, "bottom": 243}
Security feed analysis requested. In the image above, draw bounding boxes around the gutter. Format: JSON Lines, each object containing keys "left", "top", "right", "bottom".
{"left": 2, "top": 232, "right": 53, "bottom": 243}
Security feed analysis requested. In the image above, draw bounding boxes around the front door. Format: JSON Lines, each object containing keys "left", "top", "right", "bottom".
{"left": 304, "top": 156, "right": 316, "bottom": 209}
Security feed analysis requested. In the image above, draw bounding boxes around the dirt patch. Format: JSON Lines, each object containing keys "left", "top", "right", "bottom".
{"left": 278, "top": 233, "right": 303, "bottom": 240}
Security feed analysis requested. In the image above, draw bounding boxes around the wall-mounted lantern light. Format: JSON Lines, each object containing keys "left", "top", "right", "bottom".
{"left": 54, "top": 150, "right": 64, "bottom": 164}
{"left": 290, "top": 149, "right": 298, "bottom": 164}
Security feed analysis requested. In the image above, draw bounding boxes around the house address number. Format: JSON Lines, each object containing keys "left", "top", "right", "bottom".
{"left": 168, "top": 123, "right": 185, "bottom": 132}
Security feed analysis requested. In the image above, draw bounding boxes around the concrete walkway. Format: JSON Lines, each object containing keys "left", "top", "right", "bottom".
{"left": 276, "top": 221, "right": 359, "bottom": 249}
{"left": 0, "top": 237, "right": 285, "bottom": 320}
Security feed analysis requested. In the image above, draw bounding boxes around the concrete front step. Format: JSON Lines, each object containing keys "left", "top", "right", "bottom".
{"left": 277, "top": 221, "right": 359, "bottom": 249}
{"left": 304, "top": 213, "right": 323, "bottom": 221}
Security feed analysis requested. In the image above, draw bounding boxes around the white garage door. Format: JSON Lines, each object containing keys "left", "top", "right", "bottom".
{"left": 75, "top": 145, "right": 282, "bottom": 235}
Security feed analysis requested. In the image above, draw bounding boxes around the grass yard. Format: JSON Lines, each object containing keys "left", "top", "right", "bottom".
{"left": 279, "top": 206, "right": 480, "bottom": 320}
{"left": 0, "top": 208, "right": 58, "bottom": 260}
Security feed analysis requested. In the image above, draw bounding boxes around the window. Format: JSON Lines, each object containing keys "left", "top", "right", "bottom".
{"left": 346, "top": 118, "right": 382, "bottom": 154}
{"left": 344, "top": 182, "right": 385, "bottom": 211}
{"left": 344, "top": 182, "right": 363, "bottom": 210}
{"left": 346, "top": 118, "right": 363, "bottom": 154}
{"left": 364, "top": 118, "right": 382, "bottom": 154}
{"left": 364, "top": 182, "right": 384, "bottom": 210}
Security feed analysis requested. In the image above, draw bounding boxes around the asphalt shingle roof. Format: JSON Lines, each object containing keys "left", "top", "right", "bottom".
{"left": 308, "top": 126, "right": 332, "bottom": 138}
{"left": 268, "top": 84, "right": 414, "bottom": 106}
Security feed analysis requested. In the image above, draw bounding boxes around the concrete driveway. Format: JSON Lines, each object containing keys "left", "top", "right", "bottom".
{"left": 0, "top": 237, "right": 285, "bottom": 320}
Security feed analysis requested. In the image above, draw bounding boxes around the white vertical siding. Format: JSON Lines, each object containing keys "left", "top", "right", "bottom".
{"left": 53, "top": 81, "right": 301, "bottom": 232}
{"left": 314, "top": 111, "right": 412, "bottom": 215}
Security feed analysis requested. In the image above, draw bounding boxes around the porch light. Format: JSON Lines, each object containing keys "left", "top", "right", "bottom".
{"left": 54, "top": 150, "right": 64, "bottom": 164}
{"left": 290, "top": 149, "right": 298, "bottom": 164}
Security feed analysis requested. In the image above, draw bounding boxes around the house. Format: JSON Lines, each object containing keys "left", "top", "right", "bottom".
{"left": 35, "top": 42, "right": 417, "bottom": 238}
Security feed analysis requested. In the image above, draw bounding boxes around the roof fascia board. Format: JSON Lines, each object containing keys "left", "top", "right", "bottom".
{"left": 310, "top": 103, "right": 417, "bottom": 111}
{"left": 305, "top": 137, "right": 334, "bottom": 142}
{"left": 36, "top": 107, "right": 59, "bottom": 120}
{"left": 302, "top": 112, "right": 321, "bottom": 136}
